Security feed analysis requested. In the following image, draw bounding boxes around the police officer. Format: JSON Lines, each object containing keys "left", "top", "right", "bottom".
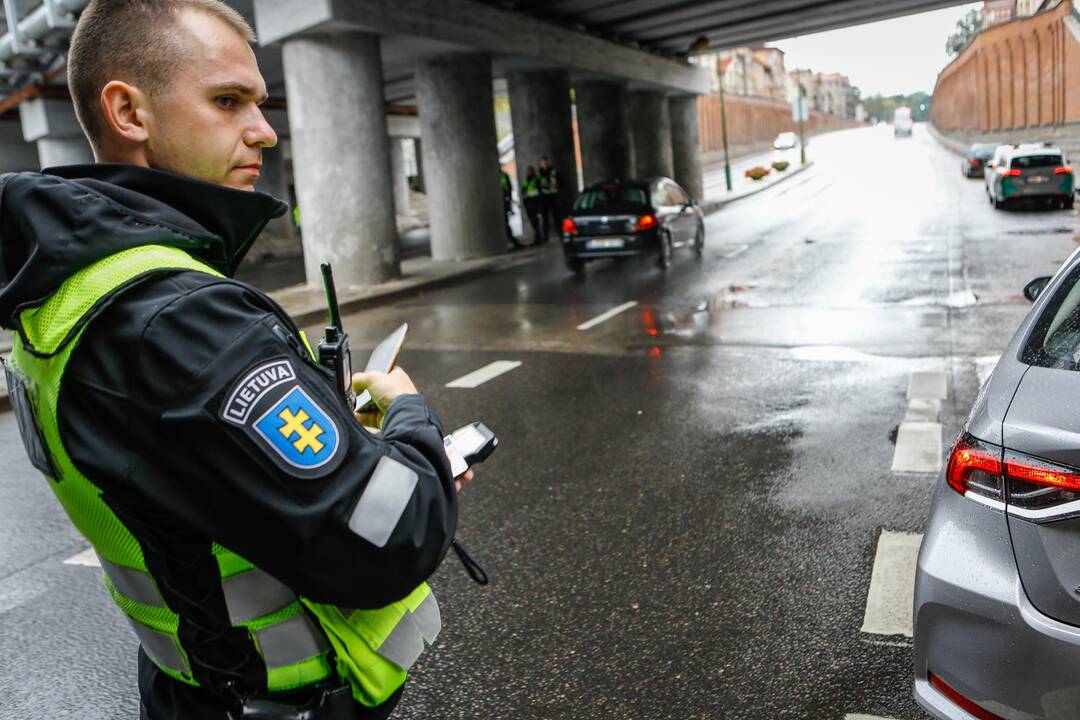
{"left": 0, "top": 1, "right": 465, "bottom": 718}
{"left": 500, "top": 167, "right": 522, "bottom": 249}
{"left": 537, "top": 155, "right": 559, "bottom": 245}
{"left": 521, "top": 164, "right": 544, "bottom": 244}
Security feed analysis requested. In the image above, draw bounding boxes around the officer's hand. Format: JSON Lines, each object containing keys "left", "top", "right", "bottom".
{"left": 456, "top": 469, "right": 475, "bottom": 494}
{"left": 352, "top": 367, "right": 419, "bottom": 413}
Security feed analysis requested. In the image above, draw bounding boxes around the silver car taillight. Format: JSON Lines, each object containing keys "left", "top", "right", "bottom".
{"left": 946, "top": 433, "right": 1004, "bottom": 509}
{"left": 1003, "top": 450, "right": 1080, "bottom": 522}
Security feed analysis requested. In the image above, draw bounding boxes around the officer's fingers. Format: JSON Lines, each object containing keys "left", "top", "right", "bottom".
{"left": 455, "top": 479, "right": 463, "bottom": 493}
{"left": 462, "top": 469, "right": 475, "bottom": 483}
{"left": 351, "top": 371, "right": 384, "bottom": 391}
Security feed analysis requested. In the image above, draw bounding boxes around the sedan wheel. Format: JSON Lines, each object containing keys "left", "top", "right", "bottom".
{"left": 657, "top": 232, "right": 673, "bottom": 269}
{"left": 693, "top": 223, "right": 705, "bottom": 255}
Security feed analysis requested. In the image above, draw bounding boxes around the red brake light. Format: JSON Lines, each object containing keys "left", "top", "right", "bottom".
{"left": 928, "top": 672, "right": 1004, "bottom": 720}
{"left": 946, "top": 434, "right": 1002, "bottom": 496}
{"left": 1055, "top": 165, "right": 1073, "bottom": 174}
{"left": 1004, "top": 168, "right": 1023, "bottom": 177}
{"left": 562, "top": 218, "right": 578, "bottom": 235}
{"left": 635, "top": 214, "right": 658, "bottom": 232}
{"left": 1004, "top": 453, "right": 1080, "bottom": 492}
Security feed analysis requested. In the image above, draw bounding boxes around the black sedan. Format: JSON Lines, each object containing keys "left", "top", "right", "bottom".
{"left": 962, "top": 143, "right": 996, "bottom": 178}
{"left": 561, "top": 177, "right": 705, "bottom": 273}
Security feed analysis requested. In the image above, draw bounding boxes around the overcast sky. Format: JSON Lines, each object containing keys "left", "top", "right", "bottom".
{"left": 769, "top": 2, "right": 982, "bottom": 97}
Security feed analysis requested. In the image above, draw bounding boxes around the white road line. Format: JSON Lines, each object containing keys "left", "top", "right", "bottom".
{"left": 903, "top": 398, "right": 941, "bottom": 424}
{"left": 722, "top": 244, "right": 750, "bottom": 259}
{"left": 446, "top": 361, "right": 522, "bottom": 389}
{"left": 975, "top": 355, "right": 1000, "bottom": 388}
{"left": 907, "top": 370, "right": 948, "bottom": 400}
{"left": 891, "top": 421, "right": 943, "bottom": 473}
{"left": 846, "top": 715, "right": 899, "bottom": 720}
{"left": 576, "top": 301, "right": 638, "bottom": 331}
{"left": 62, "top": 548, "right": 100, "bottom": 567}
{"left": 861, "top": 530, "right": 922, "bottom": 638}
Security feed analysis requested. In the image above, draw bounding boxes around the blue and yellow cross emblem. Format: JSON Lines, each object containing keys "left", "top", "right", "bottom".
{"left": 253, "top": 386, "right": 340, "bottom": 471}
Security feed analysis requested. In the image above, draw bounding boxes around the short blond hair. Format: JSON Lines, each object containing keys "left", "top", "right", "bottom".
{"left": 68, "top": 0, "right": 256, "bottom": 152}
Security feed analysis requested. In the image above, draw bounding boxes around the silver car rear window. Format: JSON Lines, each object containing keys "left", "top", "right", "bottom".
{"left": 1022, "top": 266, "right": 1080, "bottom": 369}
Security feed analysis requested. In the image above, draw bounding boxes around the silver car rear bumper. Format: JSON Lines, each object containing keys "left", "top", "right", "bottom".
{"left": 914, "top": 480, "right": 1080, "bottom": 720}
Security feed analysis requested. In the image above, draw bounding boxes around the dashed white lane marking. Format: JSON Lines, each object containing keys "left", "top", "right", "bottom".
{"left": 576, "top": 301, "right": 638, "bottom": 331}
{"left": 892, "top": 371, "right": 945, "bottom": 473}
{"left": 62, "top": 548, "right": 100, "bottom": 567}
{"left": 722, "top": 244, "right": 749, "bottom": 259}
{"left": 861, "top": 531, "right": 922, "bottom": 638}
{"left": 446, "top": 361, "right": 522, "bottom": 389}
{"left": 903, "top": 399, "right": 941, "bottom": 423}
{"left": 907, "top": 371, "right": 948, "bottom": 400}
{"left": 891, "top": 422, "right": 943, "bottom": 473}
{"left": 976, "top": 355, "right": 999, "bottom": 388}
{"left": 846, "top": 715, "right": 899, "bottom": 720}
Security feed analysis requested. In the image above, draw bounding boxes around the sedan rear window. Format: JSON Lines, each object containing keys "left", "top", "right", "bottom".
{"left": 1011, "top": 154, "right": 1063, "bottom": 169}
{"left": 1022, "top": 266, "right": 1080, "bottom": 370}
{"left": 574, "top": 187, "right": 649, "bottom": 211}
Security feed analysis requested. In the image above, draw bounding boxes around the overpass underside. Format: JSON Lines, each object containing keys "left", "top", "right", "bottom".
{"left": 0, "top": 0, "right": 973, "bottom": 290}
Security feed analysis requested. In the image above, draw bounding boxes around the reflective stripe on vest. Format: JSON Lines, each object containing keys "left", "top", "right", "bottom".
{"left": 6, "top": 244, "right": 441, "bottom": 705}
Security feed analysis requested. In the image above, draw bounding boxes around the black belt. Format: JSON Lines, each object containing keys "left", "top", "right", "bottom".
{"left": 229, "top": 684, "right": 355, "bottom": 720}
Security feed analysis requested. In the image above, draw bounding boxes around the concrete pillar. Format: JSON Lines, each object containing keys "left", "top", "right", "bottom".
{"left": 669, "top": 95, "right": 704, "bottom": 202}
{"left": 390, "top": 137, "right": 411, "bottom": 216}
{"left": 575, "top": 80, "right": 634, "bottom": 186}
{"left": 508, "top": 69, "right": 577, "bottom": 218}
{"left": 281, "top": 31, "right": 399, "bottom": 288}
{"left": 19, "top": 97, "right": 93, "bottom": 169}
{"left": 415, "top": 53, "right": 504, "bottom": 260}
{"left": 413, "top": 138, "right": 425, "bottom": 192}
{"left": 252, "top": 141, "right": 302, "bottom": 261}
{"left": 627, "top": 89, "right": 673, "bottom": 179}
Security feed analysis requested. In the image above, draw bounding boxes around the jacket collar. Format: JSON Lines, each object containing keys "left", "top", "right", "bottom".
{"left": 45, "top": 163, "right": 288, "bottom": 276}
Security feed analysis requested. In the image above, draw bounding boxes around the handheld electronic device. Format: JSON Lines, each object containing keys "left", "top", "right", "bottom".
{"left": 353, "top": 323, "right": 408, "bottom": 412}
{"left": 316, "top": 264, "right": 355, "bottom": 411}
{"left": 444, "top": 422, "right": 499, "bottom": 478}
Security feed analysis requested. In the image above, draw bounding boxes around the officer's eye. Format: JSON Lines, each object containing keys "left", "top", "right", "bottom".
{"left": 215, "top": 95, "right": 237, "bottom": 110}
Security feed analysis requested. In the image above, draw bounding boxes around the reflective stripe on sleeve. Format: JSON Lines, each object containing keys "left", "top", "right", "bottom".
{"left": 126, "top": 618, "right": 190, "bottom": 676}
{"left": 255, "top": 613, "right": 330, "bottom": 669}
{"left": 374, "top": 612, "right": 425, "bottom": 671}
{"left": 347, "top": 456, "right": 418, "bottom": 548}
{"left": 101, "top": 556, "right": 166, "bottom": 608}
{"left": 410, "top": 592, "right": 441, "bottom": 645}
{"left": 223, "top": 568, "right": 298, "bottom": 624}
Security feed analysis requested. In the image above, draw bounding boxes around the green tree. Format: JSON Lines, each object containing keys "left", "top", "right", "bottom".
{"left": 946, "top": 9, "right": 981, "bottom": 57}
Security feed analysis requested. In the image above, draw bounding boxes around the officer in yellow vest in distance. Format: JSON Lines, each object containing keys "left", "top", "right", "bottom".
{"left": 0, "top": 0, "right": 471, "bottom": 718}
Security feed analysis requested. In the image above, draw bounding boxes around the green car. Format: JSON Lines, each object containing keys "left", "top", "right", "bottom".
{"left": 987, "top": 144, "right": 1075, "bottom": 210}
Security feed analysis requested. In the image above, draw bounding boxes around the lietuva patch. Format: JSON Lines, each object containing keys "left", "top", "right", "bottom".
{"left": 221, "top": 358, "right": 345, "bottom": 478}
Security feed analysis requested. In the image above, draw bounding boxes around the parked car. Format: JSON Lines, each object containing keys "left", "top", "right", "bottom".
{"left": 982, "top": 144, "right": 1014, "bottom": 194}
{"left": 561, "top": 178, "right": 704, "bottom": 273}
{"left": 773, "top": 131, "right": 800, "bottom": 150}
{"left": 913, "top": 257, "right": 1080, "bottom": 719}
{"left": 986, "top": 145, "right": 1074, "bottom": 209}
{"left": 962, "top": 143, "right": 996, "bottom": 178}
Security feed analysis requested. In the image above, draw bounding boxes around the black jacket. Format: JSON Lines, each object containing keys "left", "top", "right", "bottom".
{"left": 0, "top": 165, "right": 458, "bottom": 719}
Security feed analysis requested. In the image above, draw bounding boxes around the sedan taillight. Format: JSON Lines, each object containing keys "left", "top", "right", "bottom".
{"left": 562, "top": 218, "right": 578, "bottom": 235}
{"left": 1054, "top": 165, "right": 1073, "bottom": 175}
{"left": 634, "top": 214, "right": 658, "bottom": 232}
{"left": 946, "top": 433, "right": 1003, "bottom": 502}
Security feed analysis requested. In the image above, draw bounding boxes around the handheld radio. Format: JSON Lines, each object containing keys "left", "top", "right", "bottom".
{"left": 316, "top": 263, "right": 356, "bottom": 412}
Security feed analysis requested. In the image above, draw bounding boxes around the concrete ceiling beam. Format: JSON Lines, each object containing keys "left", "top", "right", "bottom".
{"left": 253, "top": 0, "right": 710, "bottom": 95}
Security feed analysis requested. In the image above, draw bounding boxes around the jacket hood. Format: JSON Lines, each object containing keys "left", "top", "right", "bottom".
{"left": 0, "top": 163, "right": 287, "bottom": 329}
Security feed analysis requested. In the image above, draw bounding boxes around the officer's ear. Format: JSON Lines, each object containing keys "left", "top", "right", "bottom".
{"left": 100, "top": 80, "right": 150, "bottom": 145}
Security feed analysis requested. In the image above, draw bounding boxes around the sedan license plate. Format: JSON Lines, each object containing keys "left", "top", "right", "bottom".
{"left": 1027, "top": 176, "right": 1049, "bottom": 184}
{"left": 585, "top": 238, "right": 626, "bottom": 250}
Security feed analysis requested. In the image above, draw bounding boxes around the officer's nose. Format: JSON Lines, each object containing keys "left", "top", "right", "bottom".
{"left": 245, "top": 107, "right": 278, "bottom": 149}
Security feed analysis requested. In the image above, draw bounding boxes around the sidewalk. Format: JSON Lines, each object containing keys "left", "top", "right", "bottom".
{"left": 699, "top": 147, "right": 814, "bottom": 213}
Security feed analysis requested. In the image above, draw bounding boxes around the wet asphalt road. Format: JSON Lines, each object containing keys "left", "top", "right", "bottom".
{"left": 2, "top": 124, "right": 1079, "bottom": 719}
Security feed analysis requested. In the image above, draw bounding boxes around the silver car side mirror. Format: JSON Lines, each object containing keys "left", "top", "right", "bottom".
{"left": 1024, "top": 276, "right": 1052, "bottom": 303}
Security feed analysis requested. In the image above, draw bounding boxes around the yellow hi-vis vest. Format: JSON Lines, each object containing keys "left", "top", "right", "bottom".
{"left": 3, "top": 244, "right": 440, "bottom": 707}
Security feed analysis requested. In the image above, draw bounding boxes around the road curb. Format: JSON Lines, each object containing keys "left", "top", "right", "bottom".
{"left": 699, "top": 160, "right": 815, "bottom": 216}
{"left": 280, "top": 244, "right": 553, "bottom": 328}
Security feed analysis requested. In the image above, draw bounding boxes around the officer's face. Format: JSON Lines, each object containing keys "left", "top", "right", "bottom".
{"left": 143, "top": 9, "right": 277, "bottom": 191}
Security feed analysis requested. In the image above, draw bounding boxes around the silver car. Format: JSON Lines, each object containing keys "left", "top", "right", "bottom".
{"left": 986, "top": 145, "right": 1075, "bottom": 210}
{"left": 914, "top": 254, "right": 1080, "bottom": 719}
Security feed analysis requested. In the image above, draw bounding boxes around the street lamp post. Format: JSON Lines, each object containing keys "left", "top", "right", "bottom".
{"left": 798, "top": 83, "right": 807, "bottom": 167}
{"left": 719, "top": 79, "right": 732, "bottom": 192}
